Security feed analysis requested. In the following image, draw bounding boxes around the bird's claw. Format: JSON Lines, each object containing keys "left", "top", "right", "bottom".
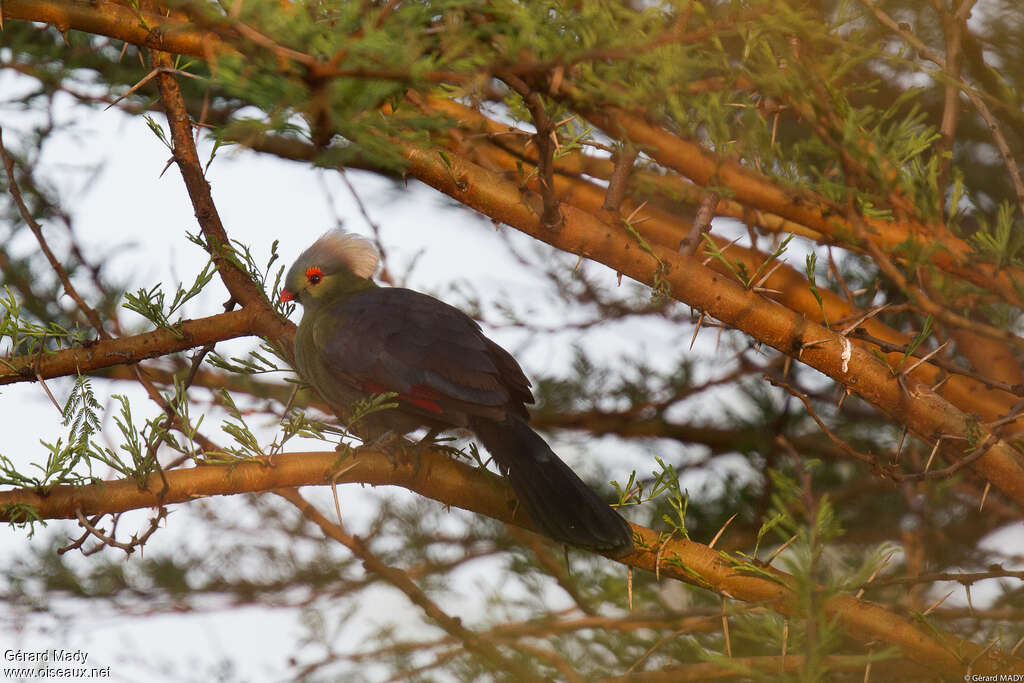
{"left": 355, "top": 431, "right": 412, "bottom": 470}
{"left": 344, "top": 430, "right": 445, "bottom": 477}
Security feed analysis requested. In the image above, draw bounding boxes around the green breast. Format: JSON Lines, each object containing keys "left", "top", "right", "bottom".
{"left": 294, "top": 309, "right": 358, "bottom": 419}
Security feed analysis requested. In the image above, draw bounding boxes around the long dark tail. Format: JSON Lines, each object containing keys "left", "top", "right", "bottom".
{"left": 470, "top": 415, "right": 634, "bottom": 555}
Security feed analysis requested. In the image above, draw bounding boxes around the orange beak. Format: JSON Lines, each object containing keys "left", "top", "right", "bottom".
{"left": 280, "top": 289, "right": 295, "bottom": 302}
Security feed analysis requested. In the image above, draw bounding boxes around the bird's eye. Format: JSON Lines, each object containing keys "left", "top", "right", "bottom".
{"left": 305, "top": 267, "right": 323, "bottom": 285}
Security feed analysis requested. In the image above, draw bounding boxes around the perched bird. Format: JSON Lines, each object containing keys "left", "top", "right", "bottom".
{"left": 281, "top": 230, "right": 633, "bottom": 554}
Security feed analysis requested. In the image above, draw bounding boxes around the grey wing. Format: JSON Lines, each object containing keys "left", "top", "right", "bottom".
{"left": 315, "top": 288, "right": 532, "bottom": 423}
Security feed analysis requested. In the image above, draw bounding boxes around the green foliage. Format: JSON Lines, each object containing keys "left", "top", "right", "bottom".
{"left": 209, "top": 388, "right": 269, "bottom": 462}
{"left": 271, "top": 410, "right": 347, "bottom": 456}
{"left": 204, "top": 136, "right": 236, "bottom": 174}
{"left": 963, "top": 413, "right": 983, "bottom": 450}
{"left": 5, "top": 0, "right": 1024, "bottom": 678}
{"left": 346, "top": 391, "right": 402, "bottom": 432}
{"left": 207, "top": 343, "right": 287, "bottom": 376}
{"left": 752, "top": 510, "right": 786, "bottom": 560}
{"left": 714, "top": 470, "right": 900, "bottom": 680}
{"left": 970, "top": 202, "right": 1024, "bottom": 269}
{"left": 749, "top": 234, "right": 794, "bottom": 288}
{"left": 704, "top": 233, "right": 793, "bottom": 290}
{"left": 0, "top": 503, "right": 44, "bottom": 536}
{"left": 143, "top": 115, "right": 172, "bottom": 151}
{"left": 650, "top": 457, "right": 690, "bottom": 539}
{"left": 91, "top": 395, "right": 169, "bottom": 482}
{"left": 622, "top": 216, "right": 672, "bottom": 302}
{"left": 122, "top": 261, "right": 216, "bottom": 333}
{"left": 0, "top": 453, "right": 50, "bottom": 489}
{"left": 896, "top": 316, "right": 933, "bottom": 373}
{"left": 62, "top": 375, "right": 101, "bottom": 459}
{"left": 611, "top": 469, "right": 641, "bottom": 508}
{"left": 805, "top": 252, "right": 828, "bottom": 327}
{"left": 702, "top": 234, "right": 750, "bottom": 286}
{"left": 226, "top": 236, "right": 285, "bottom": 307}
{"left": 273, "top": 389, "right": 402, "bottom": 456}
{"left": 1, "top": 375, "right": 105, "bottom": 493}
{"left": 31, "top": 437, "right": 96, "bottom": 490}
{"left": 893, "top": 232, "right": 944, "bottom": 271}
{"left": 0, "top": 286, "right": 88, "bottom": 358}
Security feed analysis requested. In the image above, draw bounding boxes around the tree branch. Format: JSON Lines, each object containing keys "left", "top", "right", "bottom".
{"left": 0, "top": 128, "right": 110, "bottom": 339}
{"left": 581, "top": 104, "right": 1024, "bottom": 311}
{"left": 500, "top": 72, "right": 563, "bottom": 230}
{"left": 0, "top": 309, "right": 258, "bottom": 385}
{"left": 397, "top": 132, "right": 1024, "bottom": 511}
{"left": 0, "top": 451, "right": 1015, "bottom": 676}
{"left": 276, "top": 487, "right": 545, "bottom": 681}
{"left": 3, "top": 0, "right": 227, "bottom": 59}
{"left": 152, "top": 52, "right": 272, "bottom": 314}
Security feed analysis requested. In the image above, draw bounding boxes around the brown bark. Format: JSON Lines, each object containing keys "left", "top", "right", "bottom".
{"left": 3, "top": 3, "right": 1022, "bottom": 674}
{"left": 0, "top": 309, "right": 257, "bottom": 385}
{"left": 3, "top": 0, "right": 227, "bottom": 59}
{"left": 428, "top": 96, "right": 1024, "bottom": 428}
{"left": 0, "top": 451, "right": 1013, "bottom": 676}
{"left": 398, "top": 138, "right": 1024, "bottom": 508}
{"left": 583, "top": 105, "right": 1024, "bottom": 312}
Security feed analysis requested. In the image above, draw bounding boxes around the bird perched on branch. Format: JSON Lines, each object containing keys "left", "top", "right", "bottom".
{"left": 280, "top": 230, "right": 633, "bottom": 555}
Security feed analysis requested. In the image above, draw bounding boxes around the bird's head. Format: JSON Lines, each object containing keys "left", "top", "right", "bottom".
{"left": 280, "top": 231, "right": 380, "bottom": 308}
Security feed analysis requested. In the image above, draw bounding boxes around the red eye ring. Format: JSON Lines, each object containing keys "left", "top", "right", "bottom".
{"left": 305, "top": 266, "right": 323, "bottom": 285}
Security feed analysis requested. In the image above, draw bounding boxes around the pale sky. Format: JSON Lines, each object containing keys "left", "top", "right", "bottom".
{"left": 3, "top": 64, "right": 1013, "bottom": 681}
{"left": 1, "top": 71, "right": 714, "bottom": 681}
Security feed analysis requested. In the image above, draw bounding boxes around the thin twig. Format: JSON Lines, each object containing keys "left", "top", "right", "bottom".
{"left": 0, "top": 128, "right": 111, "bottom": 339}
{"left": 849, "top": 328, "right": 1024, "bottom": 397}
{"left": 770, "top": 379, "right": 897, "bottom": 479}
{"left": 679, "top": 191, "right": 720, "bottom": 254}
{"left": 500, "top": 72, "right": 563, "bottom": 230}
{"left": 601, "top": 144, "right": 638, "bottom": 216}
{"left": 69, "top": 507, "right": 166, "bottom": 556}
{"left": 275, "top": 488, "right": 544, "bottom": 681}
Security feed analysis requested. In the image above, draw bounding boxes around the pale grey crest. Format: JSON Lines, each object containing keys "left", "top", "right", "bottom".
{"left": 303, "top": 230, "right": 380, "bottom": 279}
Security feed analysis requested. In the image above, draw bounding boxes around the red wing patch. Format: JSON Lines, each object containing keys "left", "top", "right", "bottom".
{"left": 405, "top": 385, "right": 444, "bottom": 413}
{"left": 362, "top": 380, "right": 389, "bottom": 395}
{"left": 361, "top": 381, "right": 443, "bottom": 414}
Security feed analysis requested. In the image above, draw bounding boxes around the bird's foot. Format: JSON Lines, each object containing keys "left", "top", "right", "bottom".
{"left": 417, "top": 428, "right": 467, "bottom": 455}
{"left": 397, "top": 429, "right": 447, "bottom": 477}
{"left": 347, "top": 430, "right": 449, "bottom": 476}
{"left": 413, "top": 428, "right": 441, "bottom": 450}
{"left": 355, "top": 430, "right": 414, "bottom": 469}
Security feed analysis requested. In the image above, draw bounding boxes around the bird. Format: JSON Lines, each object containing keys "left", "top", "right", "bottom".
{"left": 280, "top": 230, "right": 634, "bottom": 555}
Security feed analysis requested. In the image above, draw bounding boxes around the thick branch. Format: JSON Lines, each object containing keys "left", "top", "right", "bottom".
{"left": 0, "top": 309, "right": 258, "bottom": 385}
{"left": 582, "top": 105, "right": 1024, "bottom": 312}
{"left": 3, "top": 0, "right": 227, "bottom": 58}
{"left": 152, "top": 52, "right": 272, "bottom": 313}
{"left": 397, "top": 139, "right": 1024, "bottom": 510}
{"left": 0, "top": 452, "right": 1013, "bottom": 676}
{"left": 10, "top": 0, "right": 1024, "bottom": 311}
